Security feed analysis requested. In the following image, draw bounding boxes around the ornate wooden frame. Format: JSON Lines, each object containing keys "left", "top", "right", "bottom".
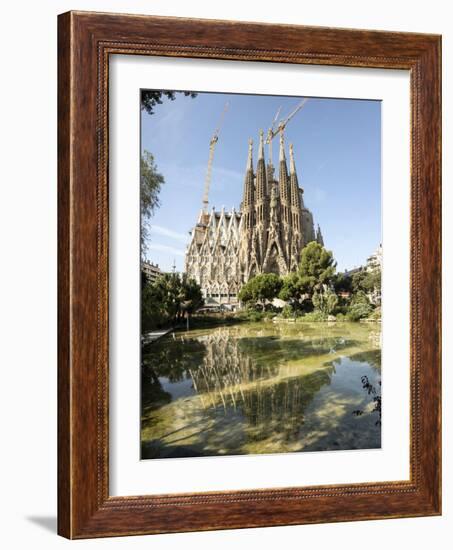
{"left": 58, "top": 10, "right": 441, "bottom": 539}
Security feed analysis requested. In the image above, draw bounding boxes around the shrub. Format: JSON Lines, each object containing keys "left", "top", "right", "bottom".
{"left": 346, "top": 291, "right": 373, "bottom": 321}
{"left": 281, "top": 304, "right": 295, "bottom": 319}
{"left": 368, "top": 307, "right": 382, "bottom": 321}
{"left": 312, "top": 288, "right": 339, "bottom": 316}
{"left": 299, "top": 311, "right": 327, "bottom": 322}
{"left": 237, "top": 309, "right": 266, "bottom": 323}
{"left": 346, "top": 304, "right": 372, "bottom": 322}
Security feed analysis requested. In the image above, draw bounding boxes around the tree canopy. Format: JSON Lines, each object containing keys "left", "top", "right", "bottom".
{"left": 234, "top": 242, "right": 381, "bottom": 322}
{"left": 278, "top": 272, "right": 308, "bottom": 303}
{"left": 312, "top": 287, "right": 338, "bottom": 316}
{"left": 141, "top": 151, "right": 164, "bottom": 257}
{"left": 298, "top": 241, "right": 337, "bottom": 294}
{"left": 179, "top": 274, "right": 204, "bottom": 316}
{"left": 141, "top": 90, "right": 197, "bottom": 116}
{"left": 238, "top": 273, "right": 283, "bottom": 310}
{"left": 347, "top": 290, "right": 373, "bottom": 321}
{"left": 333, "top": 272, "right": 353, "bottom": 294}
{"left": 141, "top": 272, "right": 204, "bottom": 331}
{"left": 352, "top": 268, "right": 380, "bottom": 294}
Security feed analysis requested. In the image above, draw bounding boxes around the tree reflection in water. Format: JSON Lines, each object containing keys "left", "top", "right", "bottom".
{"left": 141, "top": 322, "right": 382, "bottom": 459}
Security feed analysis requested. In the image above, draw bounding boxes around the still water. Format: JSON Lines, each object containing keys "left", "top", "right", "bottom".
{"left": 141, "top": 322, "right": 381, "bottom": 459}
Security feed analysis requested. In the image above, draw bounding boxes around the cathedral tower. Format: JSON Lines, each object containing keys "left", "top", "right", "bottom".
{"left": 278, "top": 132, "right": 292, "bottom": 263}
{"left": 289, "top": 143, "right": 303, "bottom": 270}
{"left": 254, "top": 130, "right": 268, "bottom": 265}
{"left": 186, "top": 131, "right": 323, "bottom": 305}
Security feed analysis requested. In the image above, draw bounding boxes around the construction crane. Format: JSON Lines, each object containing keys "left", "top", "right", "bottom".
{"left": 266, "top": 98, "right": 308, "bottom": 163}
{"left": 202, "top": 101, "right": 229, "bottom": 214}
{"left": 266, "top": 105, "right": 281, "bottom": 168}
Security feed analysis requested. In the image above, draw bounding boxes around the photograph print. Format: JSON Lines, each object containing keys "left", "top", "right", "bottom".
{"left": 140, "top": 89, "right": 382, "bottom": 460}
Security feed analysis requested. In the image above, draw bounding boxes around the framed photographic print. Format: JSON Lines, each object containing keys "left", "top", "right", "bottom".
{"left": 58, "top": 11, "right": 441, "bottom": 538}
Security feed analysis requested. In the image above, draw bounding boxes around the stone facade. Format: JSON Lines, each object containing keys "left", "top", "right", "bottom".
{"left": 185, "top": 131, "right": 323, "bottom": 305}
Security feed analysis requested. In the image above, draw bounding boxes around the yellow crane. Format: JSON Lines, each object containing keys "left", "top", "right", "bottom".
{"left": 266, "top": 98, "right": 309, "bottom": 164}
{"left": 202, "top": 102, "right": 229, "bottom": 214}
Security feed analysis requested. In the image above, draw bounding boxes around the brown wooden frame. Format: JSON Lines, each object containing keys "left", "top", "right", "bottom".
{"left": 58, "top": 10, "right": 441, "bottom": 539}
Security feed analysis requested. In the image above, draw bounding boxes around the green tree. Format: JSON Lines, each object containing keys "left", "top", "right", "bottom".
{"left": 279, "top": 272, "right": 307, "bottom": 303}
{"left": 141, "top": 272, "right": 204, "bottom": 331}
{"left": 238, "top": 273, "right": 282, "bottom": 311}
{"left": 333, "top": 272, "right": 353, "bottom": 294}
{"left": 255, "top": 273, "right": 282, "bottom": 310}
{"left": 275, "top": 243, "right": 337, "bottom": 311}
{"left": 141, "top": 273, "right": 169, "bottom": 331}
{"left": 141, "top": 151, "right": 165, "bottom": 258}
{"left": 237, "top": 282, "right": 254, "bottom": 305}
{"left": 312, "top": 287, "right": 339, "bottom": 316}
{"left": 351, "top": 267, "right": 381, "bottom": 306}
{"left": 153, "top": 273, "right": 182, "bottom": 323}
{"left": 361, "top": 269, "right": 381, "bottom": 292}
{"left": 180, "top": 275, "right": 203, "bottom": 314}
{"left": 351, "top": 269, "right": 371, "bottom": 293}
{"left": 298, "top": 241, "right": 337, "bottom": 296}
{"left": 347, "top": 290, "right": 373, "bottom": 321}
{"left": 141, "top": 90, "right": 197, "bottom": 116}
{"left": 179, "top": 274, "right": 204, "bottom": 329}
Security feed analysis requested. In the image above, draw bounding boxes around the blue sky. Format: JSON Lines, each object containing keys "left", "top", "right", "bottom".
{"left": 141, "top": 91, "right": 381, "bottom": 273}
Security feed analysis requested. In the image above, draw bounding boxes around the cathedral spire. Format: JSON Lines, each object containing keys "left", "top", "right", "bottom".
{"left": 288, "top": 143, "right": 302, "bottom": 240}
{"left": 289, "top": 143, "right": 296, "bottom": 174}
{"left": 289, "top": 143, "right": 301, "bottom": 210}
{"left": 246, "top": 137, "right": 253, "bottom": 171}
{"left": 278, "top": 129, "right": 291, "bottom": 254}
{"left": 316, "top": 224, "right": 324, "bottom": 246}
{"left": 242, "top": 138, "right": 255, "bottom": 231}
{"left": 279, "top": 130, "right": 286, "bottom": 162}
{"left": 256, "top": 130, "right": 267, "bottom": 203}
{"left": 258, "top": 129, "right": 265, "bottom": 160}
{"left": 279, "top": 131, "right": 290, "bottom": 205}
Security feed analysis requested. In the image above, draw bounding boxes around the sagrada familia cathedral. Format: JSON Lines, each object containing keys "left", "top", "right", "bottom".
{"left": 185, "top": 130, "right": 323, "bottom": 306}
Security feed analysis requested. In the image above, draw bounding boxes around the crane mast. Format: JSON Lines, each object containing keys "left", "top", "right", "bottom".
{"left": 202, "top": 102, "right": 229, "bottom": 214}
{"left": 266, "top": 98, "right": 308, "bottom": 163}
{"left": 266, "top": 105, "right": 281, "bottom": 169}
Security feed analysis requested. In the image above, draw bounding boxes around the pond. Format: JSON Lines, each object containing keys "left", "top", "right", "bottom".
{"left": 141, "top": 321, "right": 381, "bottom": 459}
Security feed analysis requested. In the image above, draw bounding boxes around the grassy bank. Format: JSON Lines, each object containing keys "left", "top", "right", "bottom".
{"left": 182, "top": 308, "right": 381, "bottom": 332}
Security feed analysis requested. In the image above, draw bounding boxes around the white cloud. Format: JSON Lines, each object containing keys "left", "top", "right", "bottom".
{"left": 148, "top": 243, "right": 185, "bottom": 257}
{"left": 150, "top": 224, "right": 189, "bottom": 243}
